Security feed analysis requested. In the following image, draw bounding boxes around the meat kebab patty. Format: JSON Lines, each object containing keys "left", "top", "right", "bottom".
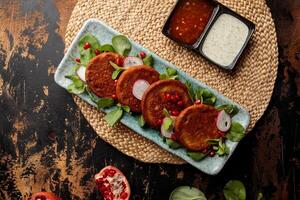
{"left": 141, "top": 80, "right": 193, "bottom": 128}
{"left": 175, "top": 104, "right": 221, "bottom": 151}
{"left": 86, "top": 52, "right": 123, "bottom": 98}
{"left": 116, "top": 65, "right": 159, "bottom": 113}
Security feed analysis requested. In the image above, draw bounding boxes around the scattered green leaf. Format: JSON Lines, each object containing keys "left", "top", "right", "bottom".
{"left": 143, "top": 55, "right": 153, "bottom": 67}
{"left": 166, "top": 139, "right": 181, "bottom": 149}
{"left": 185, "top": 81, "right": 195, "bottom": 101}
{"left": 257, "top": 192, "right": 263, "bottom": 200}
{"left": 67, "top": 83, "right": 85, "bottom": 94}
{"left": 109, "top": 61, "right": 123, "bottom": 70}
{"left": 100, "top": 44, "right": 115, "bottom": 52}
{"left": 223, "top": 180, "right": 246, "bottom": 200}
{"left": 65, "top": 75, "right": 85, "bottom": 94}
{"left": 216, "top": 139, "right": 230, "bottom": 156}
{"left": 138, "top": 115, "right": 145, "bottom": 127}
{"left": 104, "top": 107, "right": 123, "bottom": 126}
{"left": 187, "top": 151, "right": 206, "bottom": 161}
{"left": 217, "top": 104, "right": 239, "bottom": 116}
{"left": 122, "top": 105, "right": 131, "bottom": 113}
{"left": 160, "top": 67, "right": 178, "bottom": 80}
{"left": 97, "top": 98, "right": 115, "bottom": 108}
{"left": 162, "top": 117, "right": 173, "bottom": 131}
{"left": 78, "top": 34, "right": 101, "bottom": 64}
{"left": 112, "top": 68, "right": 123, "bottom": 80}
{"left": 163, "top": 108, "right": 170, "bottom": 117}
{"left": 169, "top": 186, "right": 207, "bottom": 200}
{"left": 194, "top": 88, "right": 216, "bottom": 105}
{"left": 226, "top": 122, "right": 245, "bottom": 142}
{"left": 112, "top": 35, "right": 131, "bottom": 56}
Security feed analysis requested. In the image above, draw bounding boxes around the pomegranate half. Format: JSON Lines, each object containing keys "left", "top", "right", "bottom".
{"left": 95, "top": 165, "right": 131, "bottom": 200}
{"left": 30, "top": 192, "right": 60, "bottom": 200}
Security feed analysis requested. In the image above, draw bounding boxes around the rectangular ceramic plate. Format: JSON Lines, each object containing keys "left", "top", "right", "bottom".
{"left": 54, "top": 19, "right": 250, "bottom": 175}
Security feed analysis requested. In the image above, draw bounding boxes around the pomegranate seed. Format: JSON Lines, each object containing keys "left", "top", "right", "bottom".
{"left": 99, "top": 185, "right": 107, "bottom": 192}
{"left": 95, "top": 177, "right": 104, "bottom": 185}
{"left": 112, "top": 94, "right": 117, "bottom": 99}
{"left": 108, "top": 169, "right": 116, "bottom": 177}
{"left": 120, "top": 192, "right": 128, "bottom": 199}
{"left": 114, "top": 79, "right": 118, "bottom": 83}
{"left": 75, "top": 58, "right": 81, "bottom": 63}
{"left": 84, "top": 42, "right": 91, "bottom": 49}
{"left": 209, "top": 151, "right": 216, "bottom": 157}
{"left": 175, "top": 94, "right": 180, "bottom": 101}
{"left": 171, "top": 110, "right": 179, "bottom": 116}
{"left": 139, "top": 51, "right": 146, "bottom": 58}
{"left": 202, "top": 148, "right": 208, "bottom": 154}
{"left": 116, "top": 57, "right": 124, "bottom": 66}
{"left": 170, "top": 95, "right": 177, "bottom": 102}
{"left": 157, "top": 119, "right": 162, "bottom": 126}
{"left": 164, "top": 93, "right": 171, "bottom": 101}
{"left": 121, "top": 182, "right": 126, "bottom": 189}
{"left": 195, "top": 99, "right": 201, "bottom": 104}
{"left": 177, "top": 101, "right": 183, "bottom": 107}
{"left": 94, "top": 49, "right": 101, "bottom": 55}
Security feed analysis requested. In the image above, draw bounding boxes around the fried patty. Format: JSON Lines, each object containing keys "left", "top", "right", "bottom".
{"left": 175, "top": 104, "right": 221, "bottom": 151}
{"left": 86, "top": 52, "right": 123, "bottom": 98}
{"left": 116, "top": 65, "right": 159, "bottom": 113}
{"left": 141, "top": 80, "right": 192, "bottom": 128}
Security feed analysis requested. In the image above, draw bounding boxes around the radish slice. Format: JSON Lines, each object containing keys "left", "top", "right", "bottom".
{"left": 77, "top": 66, "right": 86, "bottom": 82}
{"left": 216, "top": 110, "right": 231, "bottom": 132}
{"left": 160, "top": 116, "right": 177, "bottom": 138}
{"left": 124, "top": 56, "right": 143, "bottom": 69}
{"left": 132, "top": 79, "right": 150, "bottom": 100}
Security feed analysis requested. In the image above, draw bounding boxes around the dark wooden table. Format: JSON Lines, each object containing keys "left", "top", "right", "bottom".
{"left": 0, "top": 0, "right": 299, "bottom": 199}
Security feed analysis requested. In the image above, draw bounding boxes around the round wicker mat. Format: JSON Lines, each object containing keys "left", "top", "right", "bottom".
{"left": 65, "top": 0, "right": 278, "bottom": 164}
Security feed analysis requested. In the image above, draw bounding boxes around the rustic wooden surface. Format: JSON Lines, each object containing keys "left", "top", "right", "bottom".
{"left": 0, "top": 0, "right": 299, "bottom": 199}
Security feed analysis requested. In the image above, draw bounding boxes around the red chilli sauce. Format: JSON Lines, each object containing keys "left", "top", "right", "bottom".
{"left": 168, "top": 0, "right": 215, "bottom": 45}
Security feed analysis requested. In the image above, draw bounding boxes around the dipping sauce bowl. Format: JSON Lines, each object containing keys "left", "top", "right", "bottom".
{"left": 162, "top": 0, "right": 255, "bottom": 70}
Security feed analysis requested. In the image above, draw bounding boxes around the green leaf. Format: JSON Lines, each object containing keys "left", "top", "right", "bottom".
{"left": 163, "top": 108, "right": 170, "bottom": 117}
{"left": 100, "top": 44, "right": 115, "bottom": 52}
{"left": 166, "top": 139, "right": 181, "bottom": 149}
{"left": 78, "top": 34, "right": 101, "bottom": 51}
{"left": 138, "top": 115, "right": 145, "bottom": 127}
{"left": 159, "top": 74, "right": 168, "bottom": 80}
{"left": 87, "top": 89, "right": 100, "bottom": 103}
{"left": 109, "top": 61, "right": 123, "bottom": 70}
{"left": 162, "top": 117, "right": 173, "bottom": 131}
{"left": 112, "top": 68, "right": 123, "bottom": 80}
{"left": 122, "top": 105, "right": 131, "bottom": 113}
{"left": 112, "top": 35, "right": 131, "bottom": 56}
{"left": 216, "top": 139, "right": 230, "bottom": 156}
{"left": 185, "top": 81, "right": 195, "bottom": 101}
{"left": 187, "top": 151, "right": 206, "bottom": 161}
{"left": 257, "top": 192, "right": 263, "bottom": 200}
{"left": 97, "top": 98, "right": 115, "bottom": 108}
{"left": 67, "top": 83, "right": 85, "bottom": 94}
{"left": 217, "top": 104, "right": 239, "bottom": 116}
{"left": 194, "top": 88, "right": 216, "bottom": 105}
{"left": 143, "top": 55, "right": 153, "bottom": 67}
{"left": 78, "top": 34, "right": 101, "bottom": 64}
{"left": 223, "top": 180, "right": 246, "bottom": 200}
{"left": 73, "top": 78, "right": 84, "bottom": 88}
{"left": 226, "top": 122, "right": 245, "bottom": 142}
{"left": 207, "top": 138, "right": 220, "bottom": 145}
{"left": 104, "top": 107, "right": 123, "bottom": 126}
{"left": 169, "top": 186, "right": 207, "bottom": 200}
{"left": 166, "top": 67, "right": 177, "bottom": 76}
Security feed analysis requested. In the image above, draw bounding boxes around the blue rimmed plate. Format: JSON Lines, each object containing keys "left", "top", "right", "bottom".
{"left": 54, "top": 19, "right": 250, "bottom": 175}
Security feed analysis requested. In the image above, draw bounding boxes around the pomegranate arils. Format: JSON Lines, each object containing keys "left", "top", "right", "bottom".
{"left": 177, "top": 101, "right": 183, "bottom": 107}
{"left": 116, "top": 57, "right": 124, "bottom": 66}
{"left": 171, "top": 110, "right": 179, "bottom": 116}
{"left": 139, "top": 51, "right": 146, "bottom": 58}
{"left": 108, "top": 169, "right": 116, "bottom": 177}
{"left": 170, "top": 95, "right": 177, "bottom": 102}
{"left": 83, "top": 42, "right": 91, "bottom": 49}
{"left": 96, "top": 177, "right": 104, "bottom": 185}
{"left": 120, "top": 192, "right": 128, "bottom": 199}
{"left": 94, "top": 49, "right": 101, "bottom": 55}
{"left": 112, "top": 94, "right": 117, "bottom": 100}
{"left": 175, "top": 94, "right": 180, "bottom": 100}
{"left": 75, "top": 58, "right": 81, "bottom": 63}
{"left": 209, "top": 151, "right": 216, "bottom": 157}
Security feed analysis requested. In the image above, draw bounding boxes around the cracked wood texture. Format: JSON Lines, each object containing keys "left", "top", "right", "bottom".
{"left": 0, "top": 0, "right": 299, "bottom": 199}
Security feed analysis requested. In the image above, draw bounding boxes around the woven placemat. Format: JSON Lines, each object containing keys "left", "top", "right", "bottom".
{"left": 64, "top": 0, "right": 278, "bottom": 164}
